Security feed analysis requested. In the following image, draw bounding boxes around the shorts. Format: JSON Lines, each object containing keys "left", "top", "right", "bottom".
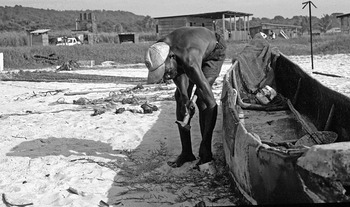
{"left": 202, "top": 33, "right": 226, "bottom": 79}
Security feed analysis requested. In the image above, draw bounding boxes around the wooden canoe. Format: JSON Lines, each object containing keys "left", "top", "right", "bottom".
{"left": 221, "top": 54, "right": 350, "bottom": 204}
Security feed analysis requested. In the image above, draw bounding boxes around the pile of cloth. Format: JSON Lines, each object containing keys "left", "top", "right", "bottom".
{"left": 231, "top": 34, "right": 287, "bottom": 111}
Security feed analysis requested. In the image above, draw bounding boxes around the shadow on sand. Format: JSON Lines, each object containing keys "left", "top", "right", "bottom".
{"left": 6, "top": 98, "right": 246, "bottom": 206}
{"left": 6, "top": 136, "right": 121, "bottom": 160}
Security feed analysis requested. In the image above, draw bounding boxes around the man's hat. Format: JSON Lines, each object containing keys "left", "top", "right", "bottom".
{"left": 145, "top": 42, "right": 170, "bottom": 84}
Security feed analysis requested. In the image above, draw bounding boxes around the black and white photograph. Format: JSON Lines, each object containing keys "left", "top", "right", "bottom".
{"left": 0, "top": 0, "right": 350, "bottom": 206}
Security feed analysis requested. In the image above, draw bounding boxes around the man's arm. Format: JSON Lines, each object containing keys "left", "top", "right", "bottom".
{"left": 173, "top": 72, "right": 193, "bottom": 117}
{"left": 182, "top": 49, "right": 217, "bottom": 109}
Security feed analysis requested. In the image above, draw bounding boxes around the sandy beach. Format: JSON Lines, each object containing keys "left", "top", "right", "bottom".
{"left": 1, "top": 54, "right": 350, "bottom": 207}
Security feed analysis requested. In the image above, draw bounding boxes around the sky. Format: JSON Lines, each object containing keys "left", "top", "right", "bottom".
{"left": 1, "top": 0, "right": 349, "bottom": 19}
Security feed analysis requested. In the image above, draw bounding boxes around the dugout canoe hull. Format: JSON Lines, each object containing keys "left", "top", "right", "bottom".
{"left": 221, "top": 54, "right": 350, "bottom": 204}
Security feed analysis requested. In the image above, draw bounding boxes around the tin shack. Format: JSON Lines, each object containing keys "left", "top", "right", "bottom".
{"left": 154, "top": 11, "right": 253, "bottom": 41}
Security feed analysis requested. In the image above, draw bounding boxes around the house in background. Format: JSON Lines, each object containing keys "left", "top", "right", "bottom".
{"left": 249, "top": 23, "right": 301, "bottom": 39}
{"left": 336, "top": 13, "right": 350, "bottom": 33}
{"left": 75, "top": 12, "right": 97, "bottom": 33}
{"left": 154, "top": 11, "right": 253, "bottom": 41}
{"left": 27, "top": 29, "right": 50, "bottom": 46}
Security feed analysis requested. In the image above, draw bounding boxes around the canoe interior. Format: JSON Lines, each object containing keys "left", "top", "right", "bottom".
{"left": 275, "top": 55, "right": 350, "bottom": 142}
{"left": 221, "top": 54, "right": 350, "bottom": 204}
{"left": 244, "top": 110, "right": 304, "bottom": 142}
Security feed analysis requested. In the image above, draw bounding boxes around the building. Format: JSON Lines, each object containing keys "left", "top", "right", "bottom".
{"left": 154, "top": 11, "right": 253, "bottom": 41}
{"left": 27, "top": 29, "right": 50, "bottom": 46}
{"left": 75, "top": 12, "right": 97, "bottom": 33}
{"left": 72, "top": 12, "right": 97, "bottom": 44}
{"left": 249, "top": 23, "right": 302, "bottom": 39}
{"left": 336, "top": 13, "right": 350, "bottom": 33}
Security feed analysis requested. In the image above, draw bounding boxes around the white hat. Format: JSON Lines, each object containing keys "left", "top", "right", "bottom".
{"left": 145, "top": 42, "right": 170, "bottom": 83}
{"left": 260, "top": 32, "right": 267, "bottom": 39}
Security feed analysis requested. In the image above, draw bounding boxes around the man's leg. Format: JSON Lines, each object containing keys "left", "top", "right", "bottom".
{"left": 167, "top": 86, "right": 196, "bottom": 168}
{"left": 196, "top": 59, "right": 224, "bottom": 166}
{"left": 196, "top": 76, "right": 218, "bottom": 165}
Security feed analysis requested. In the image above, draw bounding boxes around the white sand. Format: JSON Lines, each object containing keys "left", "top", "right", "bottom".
{"left": 0, "top": 54, "right": 349, "bottom": 207}
{"left": 289, "top": 54, "right": 350, "bottom": 96}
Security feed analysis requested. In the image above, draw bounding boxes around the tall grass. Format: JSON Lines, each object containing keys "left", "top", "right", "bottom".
{"left": 1, "top": 33, "right": 350, "bottom": 70}
{"left": 0, "top": 42, "right": 152, "bottom": 69}
{"left": 0, "top": 31, "right": 28, "bottom": 47}
{"left": 270, "top": 34, "right": 350, "bottom": 55}
{"left": 314, "top": 34, "right": 350, "bottom": 54}
{"left": 0, "top": 30, "right": 157, "bottom": 47}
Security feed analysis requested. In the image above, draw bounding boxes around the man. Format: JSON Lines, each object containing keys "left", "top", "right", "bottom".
{"left": 145, "top": 27, "right": 226, "bottom": 168}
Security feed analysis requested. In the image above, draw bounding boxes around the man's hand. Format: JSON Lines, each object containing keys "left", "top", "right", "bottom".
{"left": 186, "top": 99, "right": 196, "bottom": 117}
{"left": 180, "top": 96, "right": 196, "bottom": 118}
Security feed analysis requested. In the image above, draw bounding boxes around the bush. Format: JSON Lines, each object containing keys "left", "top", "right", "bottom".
{"left": 139, "top": 32, "right": 158, "bottom": 42}
{"left": 0, "top": 31, "right": 28, "bottom": 47}
{"left": 95, "top": 33, "right": 120, "bottom": 44}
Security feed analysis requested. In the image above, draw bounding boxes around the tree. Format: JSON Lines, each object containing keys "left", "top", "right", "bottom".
{"left": 0, "top": 6, "right": 153, "bottom": 33}
{"left": 318, "top": 14, "right": 332, "bottom": 32}
{"left": 272, "top": 15, "right": 285, "bottom": 24}
{"left": 301, "top": 16, "right": 309, "bottom": 34}
{"left": 141, "top": 15, "right": 156, "bottom": 30}
{"left": 114, "top": 23, "right": 123, "bottom": 33}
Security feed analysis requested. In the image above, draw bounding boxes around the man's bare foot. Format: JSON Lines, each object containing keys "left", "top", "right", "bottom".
{"left": 194, "top": 160, "right": 216, "bottom": 175}
{"left": 167, "top": 154, "right": 196, "bottom": 168}
{"left": 195, "top": 157, "right": 213, "bottom": 167}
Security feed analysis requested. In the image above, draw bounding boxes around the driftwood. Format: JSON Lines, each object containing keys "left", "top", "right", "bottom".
{"left": 312, "top": 71, "right": 344, "bottom": 78}
{"left": 64, "top": 84, "right": 176, "bottom": 96}
{"left": 64, "top": 89, "right": 115, "bottom": 96}
{"left": 0, "top": 108, "right": 91, "bottom": 119}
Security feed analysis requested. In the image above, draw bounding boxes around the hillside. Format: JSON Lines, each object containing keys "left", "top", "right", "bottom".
{"left": 0, "top": 5, "right": 344, "bottom": 35}
{"left": 0, "top": 5, "right": 156, "bottom": 33}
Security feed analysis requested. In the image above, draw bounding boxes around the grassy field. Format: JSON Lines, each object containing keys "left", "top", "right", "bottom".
{"left": 1, "top": 33, "right": 350, "bottom": 70}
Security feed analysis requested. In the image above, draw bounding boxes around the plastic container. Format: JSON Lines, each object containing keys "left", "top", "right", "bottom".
{"left": 256, "top": 85, "right": 277, "bottom": 105}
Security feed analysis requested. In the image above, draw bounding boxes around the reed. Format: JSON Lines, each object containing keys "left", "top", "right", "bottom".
{"left": 0, "top": 31, "right": 28, "bottom": 47}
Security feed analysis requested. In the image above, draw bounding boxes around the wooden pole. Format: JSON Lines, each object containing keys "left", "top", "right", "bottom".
{"left": 229, "top": 15, "right": 232, "bottom": 40}
{"left": 243, "top": 16, "right": 247, "bottom": 41}
{"left": 247, "top": 15, "right": 250, "bottom": 40}
{"left": 308, "top": 3, "right": 314, "bottom": 69}
{"left": 302, "top": 1, "right": 317, "bottom": 70}
{"left": 222, "top": 13, "right": 226, "bottom": 39}
{"left": 234, "top": 15, "right": 236, "bottom": 41}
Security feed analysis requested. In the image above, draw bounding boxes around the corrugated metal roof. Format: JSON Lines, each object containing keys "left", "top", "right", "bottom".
{"left": 261, "top": 23, "right": 302, "bottom": 29}
{"left": 336, "top": 13, "right": 350, "bottom": 18}
{"left": 154, "top": 10, "right": 253, "bottom": 20}
{"left": 30, "top": 29, "right": 51, "bottom": 34}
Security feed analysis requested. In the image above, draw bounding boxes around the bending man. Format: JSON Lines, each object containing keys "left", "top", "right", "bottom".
{"left": 145, "top": 27, "right": 226, "bottom": 168}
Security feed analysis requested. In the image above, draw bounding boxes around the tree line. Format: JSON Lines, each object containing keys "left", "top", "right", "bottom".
{"left": 249, "top": 13, "right": 342, "bottom": 33}
{"left": 0, "top": 5, "right": 156, "bottom": 33}
{"left": 0, "top": 5, "right": 343, "bottom": 34}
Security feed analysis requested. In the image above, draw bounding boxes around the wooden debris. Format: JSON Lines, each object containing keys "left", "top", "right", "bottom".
{"left": 99, "top": 200, "right": 110, "bottom": 207}
{"left": 1, "top": 193, "right": 33, "bottom": 207}
{"left": 91, "top": 107, "right": 106, "bottom": 116}
{"left": 67, "top": 187, "right": 87, "bottom": 197}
